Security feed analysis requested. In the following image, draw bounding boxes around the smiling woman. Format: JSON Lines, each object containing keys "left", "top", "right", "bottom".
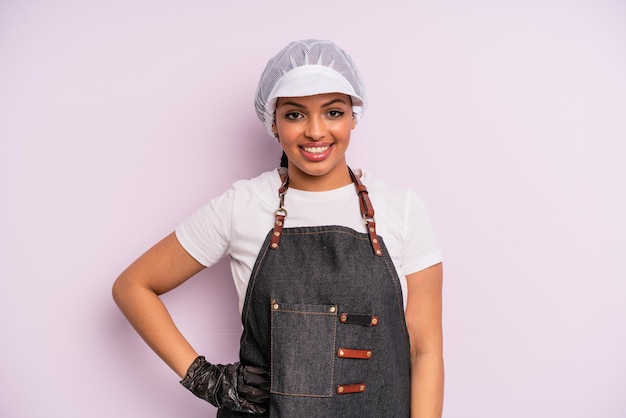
{"left": 273, "top": 93, "right": 355, "bottom": 190}
{"left": 113, "top": 39, "right": 444, "bottom": 417}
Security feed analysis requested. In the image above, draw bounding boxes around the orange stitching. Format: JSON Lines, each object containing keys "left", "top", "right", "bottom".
{"left": 240, "top": 241, "right": 271, "bottom": 345}
{"left": 270, "top": 304, "right": 337, "bottom": 398}
{"left": 381, "top": 249, "right": 411, "bottom": 348}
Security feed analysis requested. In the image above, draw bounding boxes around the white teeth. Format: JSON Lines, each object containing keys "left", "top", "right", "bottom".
{"left": 303, "top": 145, "right": 330, "bottom": 154}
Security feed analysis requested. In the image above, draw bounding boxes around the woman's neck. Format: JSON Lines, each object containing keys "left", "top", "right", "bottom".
{"left": 285, "top": 164, "right": 352, "bottom": 191}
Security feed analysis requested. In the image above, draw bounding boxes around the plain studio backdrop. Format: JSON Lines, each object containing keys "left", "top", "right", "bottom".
{"left": 1, "top": 1, "right": 625, "bottom": 417}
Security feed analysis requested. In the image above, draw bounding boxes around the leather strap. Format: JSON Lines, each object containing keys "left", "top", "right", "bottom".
{"left": 336, "top": 383, "right": 366, "bottom": 394}
{"left": 348, "top": 169, "right": 382, "bottom": 257}
{"left": 337, "top": 347, "right": 373, "bottom": 360}
{"left": 269, "top": 175, "right": 289, "bottom": 250}
{"left": 270, "top": 167, "right": 383, "bottom": 256}
{"left": 269, "top": 213, "right": 285, "bottom": 250}
{"left": 339, "top": 313, "right": 379, "bottom": 326}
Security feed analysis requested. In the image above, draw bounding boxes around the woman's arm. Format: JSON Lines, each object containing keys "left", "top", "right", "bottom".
{"left": 405, "top": 262, "right": 444, "bottom": 418}
{"left": 112, "top": 232, "right": 206, "bottom": 378}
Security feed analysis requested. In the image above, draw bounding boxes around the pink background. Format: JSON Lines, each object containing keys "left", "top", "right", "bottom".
{"left": 1, "top": 1, "right": 625, "bottom": 417}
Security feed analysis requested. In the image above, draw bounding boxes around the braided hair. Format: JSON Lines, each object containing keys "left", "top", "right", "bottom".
{"left": 280, "top": 151, "right": 288, "bottom": 168}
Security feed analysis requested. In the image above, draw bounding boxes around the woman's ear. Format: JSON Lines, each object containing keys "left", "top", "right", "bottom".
{"left": 352, "top": 114, "right": 357, "bottom": 129}
{"left": 272, "top": 122, "right": 279, "bottom": 141}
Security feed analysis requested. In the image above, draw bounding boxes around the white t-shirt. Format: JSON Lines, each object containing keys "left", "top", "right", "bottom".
{"left": 176, "top": 169, "right": 442, "bottom": 313}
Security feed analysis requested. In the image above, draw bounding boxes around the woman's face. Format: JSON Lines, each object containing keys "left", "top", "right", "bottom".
{"left": 273, "top": 93, "right": 356, "bottom": 191}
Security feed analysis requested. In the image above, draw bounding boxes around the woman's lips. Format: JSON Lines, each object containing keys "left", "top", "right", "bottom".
{"left": 299, "top": 144, "right": 333, "bottom": 161}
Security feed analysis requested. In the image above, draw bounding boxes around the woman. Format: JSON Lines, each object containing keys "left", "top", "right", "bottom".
{"left": 113, "top": 39, "right": 444, "bottom": 417}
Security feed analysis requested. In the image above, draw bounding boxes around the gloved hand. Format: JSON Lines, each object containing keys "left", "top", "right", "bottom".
{"left": 180, "top": 356, "right": 269, "bottom": 414}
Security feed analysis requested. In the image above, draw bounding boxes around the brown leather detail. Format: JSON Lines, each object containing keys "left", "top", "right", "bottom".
{"left": 337, "top": 348, "right": 372, "bottom": 359}
{"left": 272, "top": 167, "right": 382, "bottom": 256}
{"left": 336, "top": 383, "right": 366, "bottom": 394}
{"left": 349, "top": 169, "right": 382, "bottom": 256}
{"left": 270, "top": 174, "right": 289, "bottom": 250}
{"left": 366, "top": 219, "right": 383, "bottom": 256}
{"left": 339, "top": 313, "right": 379, "bottom": 326}
{"left": 269, "top": 213, "right": 285, "bottom": 250}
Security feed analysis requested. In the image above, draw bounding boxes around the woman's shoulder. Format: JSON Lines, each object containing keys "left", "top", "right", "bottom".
{"left": 360, "top": 169, "right": 410, "bottom": 197}
{"left": 359, "top": 169, "right": 428, "bottom": 213}
{"left": 229, "top": 169, "right": 281, "bottom": 193}
{"left": 227, "top": 168, "right": 282, "bottom": 209}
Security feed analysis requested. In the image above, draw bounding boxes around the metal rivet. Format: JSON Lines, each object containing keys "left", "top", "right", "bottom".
{"left": 339, "top": 349, "right": 345, "bottom": 357}
{"left": 329, "top": 306, "right": 336, "bottom": 313}
{"left": 271, "top": 243, "right": 278, "bottom": 248}
{"left": 340, "top": 314, "right": 347, "bottom": 323}
{"left": 276, "top": 220, "right": 283, "bottom": 226}
{"left": 359, "top": 385, "right": 365, "bottom": 391}
{"left": 372, "top": 238, "right": 378, "bottom": 244}
{"left": 274, "top": 231, "right": 280, "bottom": 237}
{"left": 367, "top": 351, "right": 372, "bottom": 358}
{"left": 371, "top": 317, "right": 378, "bottom": 325}
{"left": 272, "top": 303, "right": 279, "bottom": 310}
{"left": 338, "top": 386, "right": 344, "bottom": 393}
{"left": 376, "top": 249, "right": 382, "bottom": 255}
{"left": 369, "top": 227, "right": 375, "bottom": 232}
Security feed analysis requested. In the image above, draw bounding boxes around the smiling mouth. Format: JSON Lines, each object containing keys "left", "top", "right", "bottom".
{"left": 302, "top": 145, "right": 331, "bottom": 154}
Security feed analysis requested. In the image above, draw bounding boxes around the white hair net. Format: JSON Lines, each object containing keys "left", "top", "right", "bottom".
{"left": 254, "top": 39, "right": 367, "bottom": 140}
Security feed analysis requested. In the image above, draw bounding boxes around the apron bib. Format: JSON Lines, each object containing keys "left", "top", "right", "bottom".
{"left": 219, "top": 170, "right": 411, "bottom": 418}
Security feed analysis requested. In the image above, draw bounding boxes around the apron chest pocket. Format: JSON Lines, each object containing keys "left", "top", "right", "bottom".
{"left": 270, "top": 301, "right": 337, "bottom": 397}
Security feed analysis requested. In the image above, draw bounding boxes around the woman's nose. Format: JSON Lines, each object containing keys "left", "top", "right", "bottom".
{"left": 304, "top": 115, "right": 326, "bottom": 140}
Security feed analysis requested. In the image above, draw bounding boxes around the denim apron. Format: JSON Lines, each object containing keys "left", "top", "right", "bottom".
{"left": 219, "top": 169, "right": 411, "bottom": 417}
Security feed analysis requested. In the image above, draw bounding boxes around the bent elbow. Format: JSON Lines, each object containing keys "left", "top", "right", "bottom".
{"left": 111, "top": 271, "right": 136, "bottom": 308}
{"left": 111, "top": 275, "right": 126, "bottom": 306}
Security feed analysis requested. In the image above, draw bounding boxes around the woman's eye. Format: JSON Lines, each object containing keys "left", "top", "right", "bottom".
{"left": 284, "top": 112, "right": 302, "bottom": 120}
{"left": 327, "top": 110, "right": 345, "bottom": 118}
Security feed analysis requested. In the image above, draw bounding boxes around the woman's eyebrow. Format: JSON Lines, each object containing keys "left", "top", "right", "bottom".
{"left": 321, "top": 98, "right": 349, "bottom": 107}
{"left": 278, "top": 100, "right": 305, "bottom": 108}
{"left": 278, "top": 98, "right": 349, "bottom": 109}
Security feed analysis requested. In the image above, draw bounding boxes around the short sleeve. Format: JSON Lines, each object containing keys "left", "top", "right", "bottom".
{"left": 175, "top": 188, "right": 234, "bottom": 267}
{"left": 402, "top": 189, "right": 443, "bottom": 275}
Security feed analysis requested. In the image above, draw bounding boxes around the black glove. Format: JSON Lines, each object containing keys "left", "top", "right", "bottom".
{"left": 180, "top": 356, "right": 269, "bottom": 414}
